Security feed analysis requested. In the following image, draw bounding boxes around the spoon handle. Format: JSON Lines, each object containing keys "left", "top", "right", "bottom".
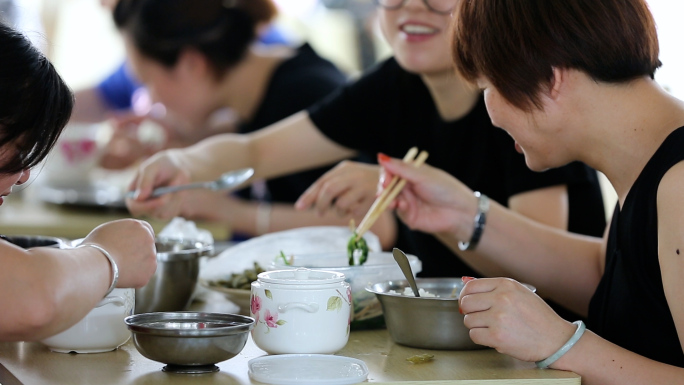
{"left": 392, "top": 248, "right": 420, "bottom": 297}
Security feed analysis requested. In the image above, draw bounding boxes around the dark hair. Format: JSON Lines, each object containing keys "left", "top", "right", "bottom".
{"left": 0, "top": 22, "right": 74, "bottom": 174}
{"left": 453, "top": 0, "right": 662, "bottom": 111}
{"left": 113, "top": 0, "right": 278, "bottom": 77}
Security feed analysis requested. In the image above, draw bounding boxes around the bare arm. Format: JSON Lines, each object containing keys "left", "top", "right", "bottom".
{"left": 657, "top": 162, "right": 684, "bottom": 355}
{"left": 460, "top": 278, "right": 684, "bottom": 385}
{"left": 128, "top": 111, "right": 357, "bottom": 218}
{"left": 381, "top": 157, "right": 604, "bottom": 315}
{"left": 174, "top": 111, "right": 355, "bottom": 183}
{"left": 0, "top": 219, "right": 157, "bottom": 341}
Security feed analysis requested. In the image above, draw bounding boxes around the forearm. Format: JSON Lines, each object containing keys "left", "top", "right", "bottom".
{"left": 440, "top": 201, "right": 603, "bottom": 314}
{"left": 554, "top": 330, "right": 684, "bottom": 385}
{"left": 178, "top": 112, "right": 356, "bottom": 183}
{"left": 0, "top": 247, "right": 111, "bottom": 341}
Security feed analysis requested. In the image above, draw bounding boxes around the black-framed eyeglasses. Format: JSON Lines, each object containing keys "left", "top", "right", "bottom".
{"left": 374, "top": 0, "right": 455, "bottom": 15}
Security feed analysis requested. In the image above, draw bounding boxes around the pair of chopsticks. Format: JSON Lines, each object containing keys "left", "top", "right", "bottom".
{"left": 355, "top": 147, "right": 429, "bottom": 240}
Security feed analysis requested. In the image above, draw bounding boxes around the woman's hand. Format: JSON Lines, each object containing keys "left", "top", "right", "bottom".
{"left": 295, "top": 160, "right": 382, "bottom": 217}
{"left": 125, "top": 149, "right": 192, "bottom": 220}
{"left": 459, "top": 277, "right": 577, "bottom": 362}
{"left": 378, "top": 155, "right": 476, "bottom": 235}
{"left": 82, "top": 219, "right": 157, "bottom": 289}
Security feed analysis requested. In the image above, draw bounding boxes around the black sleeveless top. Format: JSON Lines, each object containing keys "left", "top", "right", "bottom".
{"left": 588, "top": 126, "right": 684, "bottom": 367}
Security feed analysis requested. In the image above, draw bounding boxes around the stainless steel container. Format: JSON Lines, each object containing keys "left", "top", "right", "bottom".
{"left": 134, "top": 238, "right": 213, "bottom": 314}
{"left": 125, "top": 311, "right": 254, "bottom": 373}
{"left": 367, "top": 278, "right": 483, "bottom": 350}
{"left": 2, "top": 234, "right": 66, "bottom": 249}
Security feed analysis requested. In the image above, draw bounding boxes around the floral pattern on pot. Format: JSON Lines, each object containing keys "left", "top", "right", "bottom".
{"left": 251, "top": 293, "right": 287, "bottom": 334}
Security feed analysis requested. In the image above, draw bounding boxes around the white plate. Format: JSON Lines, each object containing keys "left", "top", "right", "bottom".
{"left": 200, "top": 226, "right": 382, "bottom": 282}
{"left": 248, "top": 354, "right": 369, "bottom": 385}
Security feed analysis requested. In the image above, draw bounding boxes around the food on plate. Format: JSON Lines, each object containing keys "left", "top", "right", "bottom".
{"left": 388, "top": 287, "right": 438, "bottom": 298}
{"left": 276, "top": 250, "right": 294, "bottom": 266}
{"left": 206, "top": 262, "right": 265, "bottom": 290}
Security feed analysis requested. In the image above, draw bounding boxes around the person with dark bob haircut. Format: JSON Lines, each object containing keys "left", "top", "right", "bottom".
{"left": 114, "top": 0, "right": 395, "bottom": 244}
{"left": 379, "top": 0, "right": 684, "bottom": 382}
{"left": 0, "top": 22, "right": 157, "bottom": 341}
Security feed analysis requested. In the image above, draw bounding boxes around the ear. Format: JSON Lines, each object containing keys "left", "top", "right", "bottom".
{"left": 175, "top": 48, "right": 210, "bottom": 79}
{"left": 548, "top": 67, "right": 566, "bottom": 101}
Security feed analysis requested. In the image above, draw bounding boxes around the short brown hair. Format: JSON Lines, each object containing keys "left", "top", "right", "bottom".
{"left": 453, "top": 0, "right": 661, "bottom": 111}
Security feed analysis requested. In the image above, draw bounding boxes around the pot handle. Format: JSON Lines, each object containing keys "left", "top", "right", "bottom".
{"left": 95, "top": 296, "right": 126, "bottom": 308}
{"left": 277, "top": 302, "right": 319, "bottom": 314}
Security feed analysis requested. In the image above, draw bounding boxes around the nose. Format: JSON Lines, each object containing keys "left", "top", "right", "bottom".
{"left": 15, "top": 169, "right": 30, "bottom": 185}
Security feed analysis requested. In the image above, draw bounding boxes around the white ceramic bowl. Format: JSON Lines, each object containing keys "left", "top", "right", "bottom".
{"left": 250, "top": 269, "right": 351, "bottom": 355}
{"left": 40, "top": 288, "right": 134, "bottom": 353}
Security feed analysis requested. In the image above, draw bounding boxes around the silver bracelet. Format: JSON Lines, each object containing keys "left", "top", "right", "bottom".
{"left": 535, "top": 320, "right": 586, "bottom": 369}
{"left": 458, "top": 191, "right": 490, "bottom": 251}
{"left": 77, "top": 243, "right": 119, "bottom": 297}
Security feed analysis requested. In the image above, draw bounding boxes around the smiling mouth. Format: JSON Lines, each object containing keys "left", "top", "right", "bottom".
{"left": 400, "top": 24, "right": 440, "bottom": 36}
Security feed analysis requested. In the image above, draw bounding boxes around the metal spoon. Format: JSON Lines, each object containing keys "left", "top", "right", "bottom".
{"left": 126, "top": 168, "right": 254, "bottom": 199}
{"left": 392, "top": 247, "right": 420, "bottom": 297}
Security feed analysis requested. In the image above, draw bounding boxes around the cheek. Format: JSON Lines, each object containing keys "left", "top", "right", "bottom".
{"left": 377, "top": 10, "right": 396, "bottom": 45}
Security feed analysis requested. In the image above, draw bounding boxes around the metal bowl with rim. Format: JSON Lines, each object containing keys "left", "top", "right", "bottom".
{"left": 125, "top": 311, "right": 254, "bottom": 373}
{"left": 1, "top": 234, "right": 67, "bottom": 249}
{"left": 134, "top": 237, "right": 213, "bottom": 314}
{"left": 367, "top": 278, "right": 536, "bottom": 350}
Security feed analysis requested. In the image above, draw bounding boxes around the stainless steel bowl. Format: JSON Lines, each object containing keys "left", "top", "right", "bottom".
{"left": 367, "top": 278, "right": 483, "bottom": 350}
{"left": 134, "top": 238, "right": 213, "bottom": 314}
{"left": 125, "top": 312, "right": 254, "bottom": 373}
{"left": 2, "top": 234, "right": 66, "bottom": 249}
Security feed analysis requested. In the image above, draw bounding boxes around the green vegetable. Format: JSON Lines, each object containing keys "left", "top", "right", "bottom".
{"left": 347, "top": 232, "right": 369, "bottom": 265}
{"left": 277, "top": 250, "right": 293, "bottom": 266}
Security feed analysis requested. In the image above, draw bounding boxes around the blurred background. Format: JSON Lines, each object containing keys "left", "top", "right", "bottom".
{"left": 3, "top": 0, "right": 684, "bottom": 216}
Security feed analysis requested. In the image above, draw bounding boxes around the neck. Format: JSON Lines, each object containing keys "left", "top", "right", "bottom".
{"left": 215, "top": 45, "right": 293, "bottom": 122}
{"left": 572, "top": 78, "right": 684, "bottom": 204}
{"left": 421, "top": 69, "right": 480, "bottom": 121}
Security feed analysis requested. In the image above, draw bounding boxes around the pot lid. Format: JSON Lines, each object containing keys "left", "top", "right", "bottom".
{"left": 257, "top": 268, "right": 345, "bottom": 285}
{"left": 248, "top": 354, "right": 369, "bottom": 385}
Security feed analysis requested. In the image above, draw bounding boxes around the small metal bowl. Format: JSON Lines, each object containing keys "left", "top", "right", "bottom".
{"left": 1, "top": 234, "right": 66, "bottom": 249}
{"left": 125, "top": 311, "right": 254, "bottom": 374}
{"left": 367, "top": 278, "right": 482, "bottom": 351}
{"left": 134, "top": 238, "right": 213, "bottom": 314}
{"left": 368, "top": 278, "right": 536, "bottom": 350}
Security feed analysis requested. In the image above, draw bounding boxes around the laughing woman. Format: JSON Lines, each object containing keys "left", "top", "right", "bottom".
{"left": 380, "top": 0, "right": 684, "bottom": 382}
{"left": 0, "top": 22, "right": 157, "bottom": 341}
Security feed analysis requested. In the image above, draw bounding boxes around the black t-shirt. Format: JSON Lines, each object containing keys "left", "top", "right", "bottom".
{"left": 237, "top": 44, "right": 350, "bottom": 203}
{"left": 589, "top": 127, "right": 684, "bottom": 367}
{"left": 308, "top": 57, "right": 606, "bottom": 278}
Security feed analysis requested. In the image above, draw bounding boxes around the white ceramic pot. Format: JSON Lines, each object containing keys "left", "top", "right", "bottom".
{"left": 40, "top": 288, "right": 134, "bottom": 353}
{"left": 250, "top": 268, "right": 351, "bottom": 355}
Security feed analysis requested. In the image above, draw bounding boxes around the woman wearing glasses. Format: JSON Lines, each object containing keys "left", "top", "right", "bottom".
{"left": 127, "top": 0, "right": 605, "bottom": 288}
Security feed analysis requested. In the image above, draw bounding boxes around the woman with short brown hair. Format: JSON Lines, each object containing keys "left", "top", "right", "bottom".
{"left": 381, "top": 0, "right": 684, "bottom": 382}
